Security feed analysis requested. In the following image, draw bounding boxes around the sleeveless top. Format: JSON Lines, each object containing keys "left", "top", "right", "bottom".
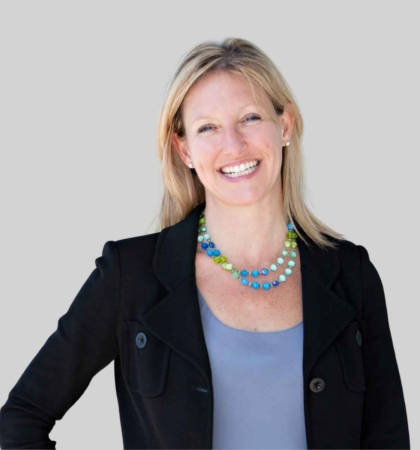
{"left": 197, "top": 287, "right": 308, "bottom": 450}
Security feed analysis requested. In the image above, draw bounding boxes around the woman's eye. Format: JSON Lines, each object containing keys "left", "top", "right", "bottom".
{"left": 197, "top": 114, "right": 260, "bottom": 133}
{"left": 198, "top": 124, "right": 213, "bottom": 133}
{"left": 245, "top": 114, "right": 261, "bottom": 122}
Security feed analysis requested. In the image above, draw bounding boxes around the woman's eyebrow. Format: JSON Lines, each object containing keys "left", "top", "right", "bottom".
{"left": 192, "top": 104, "right": 262, "bottom": 124}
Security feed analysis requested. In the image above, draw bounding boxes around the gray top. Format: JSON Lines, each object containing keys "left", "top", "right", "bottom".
{"left": 197, "top": 287, "right": 307, "bottom": 450}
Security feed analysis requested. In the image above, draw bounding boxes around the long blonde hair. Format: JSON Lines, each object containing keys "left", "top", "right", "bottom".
{"left": 150, "top": 37, "right": 344, "bottom": 250}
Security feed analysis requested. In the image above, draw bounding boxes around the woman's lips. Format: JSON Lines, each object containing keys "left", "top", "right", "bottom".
{"left": 218, "top": 160, "right": 261, "bottom": 182}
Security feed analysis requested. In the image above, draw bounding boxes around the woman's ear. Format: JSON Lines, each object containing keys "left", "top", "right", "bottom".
{"left": 280, "top": 104, "right": 295, "bottom": 142}
{"left": 172, "top": 132, "right": 190, "bottom": 166}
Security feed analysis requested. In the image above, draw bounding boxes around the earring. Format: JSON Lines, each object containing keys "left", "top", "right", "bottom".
{"left": 285, "top": 141, "right": 290, "bottom": 147}
{"left": 188, "top": 163, "right": 194, "bottom": 168}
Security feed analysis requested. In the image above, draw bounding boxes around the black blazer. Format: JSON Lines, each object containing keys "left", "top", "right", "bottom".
{"left": 0, "top": 202, "right": 410, "bottom": 449}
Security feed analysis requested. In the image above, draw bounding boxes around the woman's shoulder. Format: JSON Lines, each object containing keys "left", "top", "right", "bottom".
{"left": 115, "top": 231, "right": 161, "bottom": 250}
{"left": 110, "top": 231, "right": 162, "bottom": 265}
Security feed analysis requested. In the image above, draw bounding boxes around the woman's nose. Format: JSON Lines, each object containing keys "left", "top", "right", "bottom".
{"left": 220, "top": 126, "right": 246, "bottom": 154}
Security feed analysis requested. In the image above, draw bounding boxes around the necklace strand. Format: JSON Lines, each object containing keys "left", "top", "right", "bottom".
{"left": 197, "top": 209, "right": 298, "bottom": 291}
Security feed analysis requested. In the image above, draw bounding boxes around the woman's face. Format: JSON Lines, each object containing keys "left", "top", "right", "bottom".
{"left": 172, "top": 71, "right": 293, "bottom": 207}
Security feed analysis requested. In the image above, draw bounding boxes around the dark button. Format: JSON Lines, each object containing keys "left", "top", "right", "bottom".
{"left": 356, "top": 329, "right": 362, "bottom": 346}
{"left": 309, "top": 378, "right": 325, "bottom": 393}
{"left": 135, "top": 332, "right": 147, "bottom": 349}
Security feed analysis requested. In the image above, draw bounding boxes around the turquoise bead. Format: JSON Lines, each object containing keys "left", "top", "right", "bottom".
{"left": 288, "top": 260, "right": 295, "bottom": 267}
{"left": 282, "top": 250, "right": 288, "bottom": 257}
{"left": 270, "top": 264, "right": 277, "bottom": 271}
{"left": 290, "top": 251, "right": 296, "bottom": 258}
{"left": 262, "top": 282, "right": 271, "bottom": 290}
{"left": 206, "top": 249, "right": 214, "bottom": 257}
{"left": 240, "top": 270, "right": 249, "bottom": 276}
{"left": 198, "top": 236, "right": 204, "bottom": 242}
{"left": 277, "top": 257, "right": 284, "bottom": 265}
{"left": 287, "top": 223, "right": 294, "bottom": 231}
{"left": 279, "top": 274, "right": 286, "bottom": 282}
{"left": 285, "top": 268, "right": 292, "bottom": 275}
{"left": 241, "top": 278, "right": 249, "bottom": 286}
{"left": 203, "top": 233, "right": 210, "bottom": 240}
{"left": 251, "top": 270, "right": 259, "bottom": 278}
{"left": 213, "top": 249, "right": 221, "bottom": 256}
{"left": 251, "top": 282, "right": 260, "bottom": 289}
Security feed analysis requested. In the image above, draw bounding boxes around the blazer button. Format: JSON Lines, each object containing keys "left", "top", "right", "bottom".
{"left": 356, "top": 329, "right": 362, "bottom": 346}
{"left": 309, "top": 378, "right": 325, "bottom": 393}
{"left": 135, "top": 332, "right": 147, "bottom": 349}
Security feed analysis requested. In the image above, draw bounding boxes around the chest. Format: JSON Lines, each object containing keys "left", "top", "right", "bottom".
{"left": 195, "top": 252, "right": 303, "bottom": 332}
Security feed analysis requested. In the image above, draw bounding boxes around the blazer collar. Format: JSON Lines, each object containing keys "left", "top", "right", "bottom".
{"left": 145, "top": 202, "right": 356, "bottom": 385}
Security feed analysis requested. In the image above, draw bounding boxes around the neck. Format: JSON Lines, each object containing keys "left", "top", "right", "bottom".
{"left": 202, "top": 195, "right": 289, "bottom": 268}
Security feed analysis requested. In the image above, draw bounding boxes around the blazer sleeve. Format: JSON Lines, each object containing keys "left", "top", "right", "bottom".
{"left": 358, "top": 245, "right": 410, "bottom": 449}
{"left": 0, "top": 240, "right": 121, "bottom": 449}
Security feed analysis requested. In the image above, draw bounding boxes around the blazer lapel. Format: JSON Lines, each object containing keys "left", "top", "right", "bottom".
{"left": 144, "top": 201, "right": 357, "bottom": 387}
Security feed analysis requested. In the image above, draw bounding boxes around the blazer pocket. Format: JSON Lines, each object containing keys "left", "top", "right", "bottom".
{"left": 335, "top": 320, "right": 366, "bottom": 392}
{"left": 122, "top": 320, "right": 171, "bottom": 397}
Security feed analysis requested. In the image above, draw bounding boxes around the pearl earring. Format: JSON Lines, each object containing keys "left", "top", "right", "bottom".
{"left": 188, "top": 163, "right": 194, "bottom": 168}
{"left": 285, "top": 141, "right": 290, "bottom": 147}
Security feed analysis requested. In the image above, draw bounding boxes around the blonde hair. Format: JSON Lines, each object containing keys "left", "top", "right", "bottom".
{"left": 150, "top": 37, "right": 345, "bottom": 250}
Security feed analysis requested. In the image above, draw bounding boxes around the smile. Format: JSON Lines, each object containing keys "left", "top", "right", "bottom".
{"left": 218, "top": 160, "right": 262, "bottom": 182}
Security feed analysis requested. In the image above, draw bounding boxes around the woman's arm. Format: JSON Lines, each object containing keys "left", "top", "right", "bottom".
{"left": 0, "top": 240, "right": 121, "bottom": 449}
{"left": 358, "top": 245, "right": 410, "bottom": 449}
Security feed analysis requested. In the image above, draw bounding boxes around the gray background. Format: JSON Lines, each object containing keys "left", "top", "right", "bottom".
{"left": 0, "top": 1, "right": 418, "bottom": 448}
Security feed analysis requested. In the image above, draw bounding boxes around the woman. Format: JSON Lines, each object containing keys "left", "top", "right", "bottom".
{"left": 0, "top": 38, "right": 410, "bottom": 449}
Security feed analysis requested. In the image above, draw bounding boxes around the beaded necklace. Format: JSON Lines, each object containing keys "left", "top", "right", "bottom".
{"left": 197, "top": 209, "right": 299, "bottom": 291}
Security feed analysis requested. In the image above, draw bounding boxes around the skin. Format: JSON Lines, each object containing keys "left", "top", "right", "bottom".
{"left": 172, "top": 70, "right": 295, "bottom": 269}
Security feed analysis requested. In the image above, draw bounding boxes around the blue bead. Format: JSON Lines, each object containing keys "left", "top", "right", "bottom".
{"left": 209, "top": 242, "right": 215, "bottom": 248}
{"left": 272, "top": 280, "right": 280, "bottom": 286}
{"left": 206, "top": 249, "right": 214, "bottom": 257}
{"left": 287, "top": 223, "right": 294, "bottom": 231}
{"left": 201, "top": 243, "right": 209, "bottom": 250}
{"left": 240, "top": 270, "right": 249, "bottom": 276}
{"left": 251, "top": 282, "right": 260, "bottom": 289}
{"left": 262, "top": 282, "right": 271, "bottom": 290}
{"left": 213, "top": 249, "right": 220, "bottom": 256}
{"left": 241, "top": 278, "right": 249, "bottom": 286}
{"left": 251, "top": 270, "right": 259, "bottom": 278}
{"left": 261, "top": 268, "right": 269, "bottom": 275}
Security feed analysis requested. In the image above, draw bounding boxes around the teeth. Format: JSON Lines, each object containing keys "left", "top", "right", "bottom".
{"left": 223, "top": 163, "right": 259, "bottom": 178}
{"left": 221, "top": 160, "right": 259, "bottom": 174}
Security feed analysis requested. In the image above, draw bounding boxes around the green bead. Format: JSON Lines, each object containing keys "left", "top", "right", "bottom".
{"left": 220, "top": 256, "right": 227, "bottom": 263}
{"left": 232, "top": 269, "right": 240, "bottom": 278}
{"left": 285, "top": 241, "right": 291, "bottom": 248}
{"left": 199, "top": 218, "right": 206, "bottom": 225}
{"left": 290, "top": 251, "right": 297, "bottom": 258}
{"left": 291, "top": 241, "right": 297, "bottom": 248}
{"left": 224, "top": 263, "right": 233, "bottom": 271}
{"left": 270, "top": 264, "right": 277, "bottom": 271}
{"left": 214, "top": 256, "right": 221, "bottom": 264}
{"left": 199, "top": 226, "right": 207, "bottom": 232}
